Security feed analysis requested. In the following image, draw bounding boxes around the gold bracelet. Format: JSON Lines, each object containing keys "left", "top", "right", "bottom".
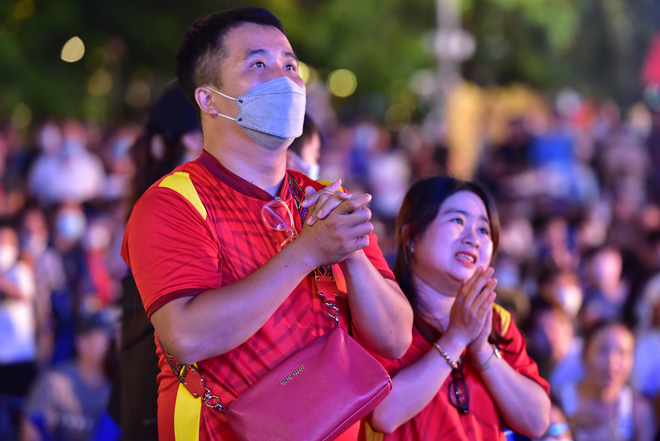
{"left": 433, "top": 342, "right": 459, "bottom": 370}
{"left": 474, "top": 344, "right": 502, "bottom": 371}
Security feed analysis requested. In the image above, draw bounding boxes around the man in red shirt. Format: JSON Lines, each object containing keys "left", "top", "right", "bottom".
{"left": 121, "top": 7, "right": 413, "bottom": 441}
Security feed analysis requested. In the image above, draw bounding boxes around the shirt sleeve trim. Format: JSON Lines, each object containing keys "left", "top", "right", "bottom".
{"left": 146, "top": 288, "right": 206, "bottom": 318}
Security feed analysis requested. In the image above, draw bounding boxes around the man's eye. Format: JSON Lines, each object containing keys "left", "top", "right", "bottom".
{"left": 254, "top": 61, "right": 265, "bottom": 68}
{"left": 286, "top": 64, "right": 297, "bottom": 71}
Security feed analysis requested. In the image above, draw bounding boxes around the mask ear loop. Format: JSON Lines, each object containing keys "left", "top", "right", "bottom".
{"left": 207, "top": 86, "right": 240, "bottom": 121}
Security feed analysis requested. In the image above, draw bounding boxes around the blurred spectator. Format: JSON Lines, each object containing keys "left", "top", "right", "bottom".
{"left": 555, "top": 321, "right": 656, "bottom": 441}
{"left": 537, "top": 266, "right": 584, "bottom": 320}
{"left": 579, "top": 246, "right": 629, "bottom": 331}
{"left": 365, "top": 130, "right": 410, "bottom": 222}
{"left": 50, "top": 203, "right": 90, "bottom": 364}
{"left": 82, "top": 216, "right": 120, "bottom": 310}
{"left": 478, "top": 117, "right": 534, "bottom": 201}
{"left": 0, "top": 122, "right": 30, "bottom": 219}
{"left": 18, "top": 207, "right": 66, "bottom": 368}
{"left": 27, "top": 119, "right": 106, "bottom": 207}
{"left": 21, "top": 310, "right": 119, "bottom": 441}
{"left": 532, "top": 214, "right": 577, "bottom": 273}
{"left": 0, "top": 224, "right": 37, "bottom": 440}
{"left": 286, "top": 114, "right": 322, "bottom": 180}
{"left": 631, "top": 274, "right": 660, "bottom": 400}
{"left": 647, "top": 111, "right": 660, "bottom": 205}
{"left": 525, "top": 297, "right": 584, "bottom": 390}
{"left": 528, "top": 111, "right": 576, "bottom": 202}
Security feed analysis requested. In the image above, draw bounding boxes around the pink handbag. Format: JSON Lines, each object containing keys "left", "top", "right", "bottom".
{"left": 226, "top": 323, "right": 391, "bottom": 441}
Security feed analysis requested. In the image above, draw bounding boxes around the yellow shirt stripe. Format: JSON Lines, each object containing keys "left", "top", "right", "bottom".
{"left": 493, "top": 303, "right": 511, "bottom": 335}
{"left": 362, "top": 421, "right": 384, "bottom": 441}
{"left": 159, "top": 172, "right": 207, "bottom": 220}
{"left": 173, "top": 382, "right": 201, "bottom": 441}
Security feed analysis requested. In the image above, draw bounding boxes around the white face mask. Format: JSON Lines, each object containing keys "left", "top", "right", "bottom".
{"left": 555, "top": 285, "right": 583, "bottom": 318}
{"left": 0, "top": 246, "right": 18, "bottom": 272}
{"left": 288, "top": 151, "right": 320, "bottom": 180}
{"left": 208, "top": 76, "right": 306, "bottom": 151}
{"left": 55, "top": 210, "right": 87, "bottom": 242}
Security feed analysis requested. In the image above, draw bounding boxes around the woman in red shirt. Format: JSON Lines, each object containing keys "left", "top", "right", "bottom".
{"left": 361, "top": 176, "right": 551, "bottom": 440}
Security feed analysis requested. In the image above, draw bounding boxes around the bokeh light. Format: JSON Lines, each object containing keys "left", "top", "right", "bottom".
{"left": 13, "top": 0, "right": 34, "bottom": 21}
{"left": 61, "top": 37, "right": 85, "bottom": 63}
{"left": 11, "top": 103, "right": 32, "bottom": 129}
{"left": 125, "top": 79, "right": 152, "bottom": 108}
{"left": 384, "top": 104, "right": 411, "bottom": 131}
{"left": 327, "top": 69, "right": 357, "bottom": 98}
{"left": 87, "top": 69, "right": 112, "bottom": 97}
{"left": 298, "top": 61, "right": 311, "bottom": 84}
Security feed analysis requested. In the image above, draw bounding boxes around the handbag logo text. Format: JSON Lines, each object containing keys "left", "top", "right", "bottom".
{"left": 280, "top": 365, "right": 305, "bottom": 385}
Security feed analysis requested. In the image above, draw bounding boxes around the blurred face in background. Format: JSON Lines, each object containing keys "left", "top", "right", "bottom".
{"left": 76, "top": 328, "right": 112, "bottom": 367}
{"left": 588, "top": 247, "right": 623, "bottom": 295}
{"left": 0, "top": 226, "right": 19, "bottom": 272}
{"left": 548, "top": 273, "right": 583, "bottom": 319}
{"left": 20, "top": 208, "right": 50, "bottom": 258}
{"left": 37, "top": 121, "right": 63, "bottom": 155}
{"left": 583, "top": 324, "right": 634, "bottom": 392}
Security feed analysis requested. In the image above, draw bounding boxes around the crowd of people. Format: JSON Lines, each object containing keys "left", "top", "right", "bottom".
{"left": 0, "top": 7, "right": 659, "bottom": 441}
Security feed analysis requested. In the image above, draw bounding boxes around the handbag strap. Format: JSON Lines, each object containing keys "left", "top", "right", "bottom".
{"left": 161, "top": 174, "right": 343, "bottom": 412}
{"left": 288, "top": 174, "right": 341, "bottom": 326}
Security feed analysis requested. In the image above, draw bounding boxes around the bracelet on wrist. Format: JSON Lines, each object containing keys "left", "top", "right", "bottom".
{"left": 433, "top": 342, "right": 460, "bottom": 370}
{"left": 473, "top": 344, "right": 502, "bottom": 371}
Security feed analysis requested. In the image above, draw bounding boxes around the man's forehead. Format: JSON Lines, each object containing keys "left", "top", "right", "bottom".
{"left": 224, "top": 23, "right": 294, "bottom": 57}
{"left": 241, "top": 47, "right": 298, "bottom": 61}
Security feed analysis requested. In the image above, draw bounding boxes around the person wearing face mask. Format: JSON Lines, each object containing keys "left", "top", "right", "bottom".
{"left": 286, "top": 114, "right": 322, "bottom": 180}
{"left": 120, "top": 7, "right": 413, "bottom": 441}
{"left": 358, "top": 176, "right": 550, "bottom": 441}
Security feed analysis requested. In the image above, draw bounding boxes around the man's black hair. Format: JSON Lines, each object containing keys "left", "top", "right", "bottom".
{"left": 175, "top": 7, "right": 286, "bottom": 120}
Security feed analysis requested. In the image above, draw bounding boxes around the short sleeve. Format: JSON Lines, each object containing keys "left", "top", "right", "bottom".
{"left": 121, "top": 181, "right": 223, "bottom": 317}
{"left": 495, "top": 304, "right": 551, "bottom": 396}
{"left": 363, "top": 232, "right": 396, "bottom": 282}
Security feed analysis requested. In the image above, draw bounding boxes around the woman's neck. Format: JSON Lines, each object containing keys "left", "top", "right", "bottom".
{"left": 412, "top": 274, "right": 457, "bottom": 333}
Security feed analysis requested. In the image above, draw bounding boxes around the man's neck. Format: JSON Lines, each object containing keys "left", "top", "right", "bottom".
{"left": 204, "top": 128, "right": 287, "bottom": 197}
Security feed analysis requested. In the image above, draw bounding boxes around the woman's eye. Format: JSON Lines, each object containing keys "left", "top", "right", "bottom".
{"left": 479, "top": 227, "right": 491, "bottom": 236}
{"left": 451, "top": 218, "right": 464, "bottom": 225}
{"left": 285, "top": 64, "right": 297, "bottom": 71}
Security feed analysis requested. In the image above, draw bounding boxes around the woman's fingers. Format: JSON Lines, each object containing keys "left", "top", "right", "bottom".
{"left": 464, "top": 267, "right": 494, "bottom": 304}
{"left": 474, "top": 279, "right": 497, "bottom": 316}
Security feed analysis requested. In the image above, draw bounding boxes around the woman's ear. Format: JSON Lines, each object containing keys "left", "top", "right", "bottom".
{"left": 195, "top": 87, "right": 218, "bottom": 116}
{"left": 402, "top": 224, "right": 415, "bottom": 257}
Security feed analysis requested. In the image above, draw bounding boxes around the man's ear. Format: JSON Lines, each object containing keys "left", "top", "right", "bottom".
{"left": 195, "top": 87, "right": 218, "bottom": 116}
